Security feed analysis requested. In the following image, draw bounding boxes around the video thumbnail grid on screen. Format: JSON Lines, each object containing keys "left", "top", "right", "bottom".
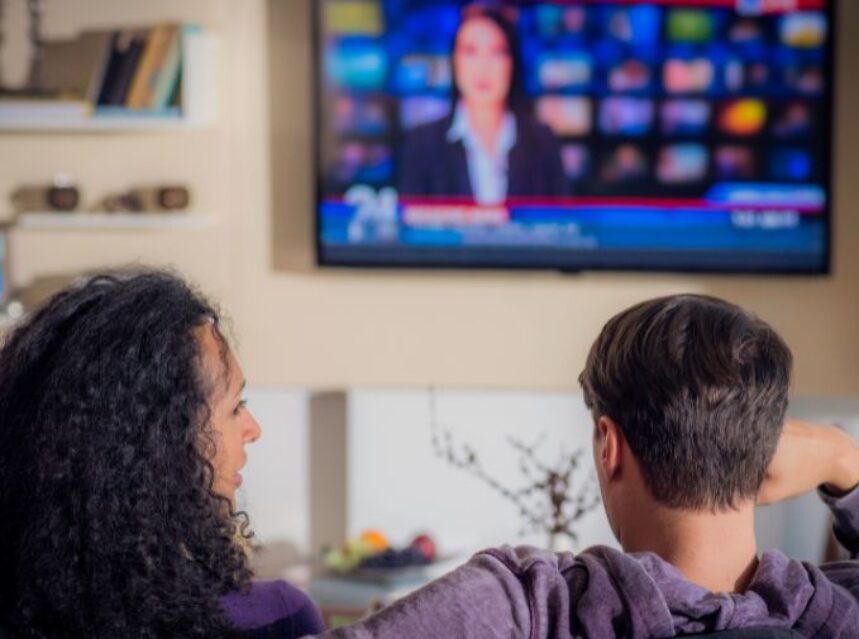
{"left": 315, "top": 0, "right": 832, "bottom": 273}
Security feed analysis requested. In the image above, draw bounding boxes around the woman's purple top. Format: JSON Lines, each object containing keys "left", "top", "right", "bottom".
{"left": 222, "top": 579, "right": 323, "bottom": 638}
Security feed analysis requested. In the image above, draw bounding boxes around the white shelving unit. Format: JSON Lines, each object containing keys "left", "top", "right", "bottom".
{"left": 0, "top": 115, "right": 205, "bottom": 133}
{"left": 16, "top": 212, "right": 215, "bottom": 231}
{"left": 0, "top": 30, "right": 217, "bottom": 133}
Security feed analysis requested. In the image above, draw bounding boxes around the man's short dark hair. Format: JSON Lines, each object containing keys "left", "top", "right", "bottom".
{"left": 579, "top": 294, "right": 792, "bottom": 510}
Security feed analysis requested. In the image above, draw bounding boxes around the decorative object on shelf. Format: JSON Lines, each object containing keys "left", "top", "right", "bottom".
{"left": 11, "top": 174, "right": 80, "bottom": 212}
{"left": 1, "top": 0, "right": 98, "bottom": 105}
{"left": 25, "top": 0, "right": 46, "bottom": 92}
{"left": 429, "top": 389, "right": 601, "bottom": 551}
{"left": 96, "top": 184, "right": 191, "bottom": 213}
{"left": 0, "top": 0, "right": 55, "bottom": 103}
{"left": 2, "top": 299, "right": 24, "bottom": 321}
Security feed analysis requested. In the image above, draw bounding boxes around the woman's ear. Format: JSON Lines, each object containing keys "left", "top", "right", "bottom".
{"left": 597, "top": 416, "right": 623, "bottom": 481}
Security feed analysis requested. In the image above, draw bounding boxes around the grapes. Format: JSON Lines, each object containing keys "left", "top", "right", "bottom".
{"left": 358, "top": 546, "right": 431, "bottom": 570}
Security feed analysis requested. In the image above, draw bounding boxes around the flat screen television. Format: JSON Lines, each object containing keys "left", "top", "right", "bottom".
{"left": 314, "top": 0, "right": 834, "bottom": 274}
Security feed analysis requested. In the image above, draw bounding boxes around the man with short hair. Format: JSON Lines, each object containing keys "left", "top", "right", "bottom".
{"left": 318, "top": 295, "right": 859, "bottom": 638}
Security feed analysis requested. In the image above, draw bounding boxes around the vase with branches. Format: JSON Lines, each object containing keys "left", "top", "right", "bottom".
{"left": 428, "top": 390, "right": 601, "bottom": 552}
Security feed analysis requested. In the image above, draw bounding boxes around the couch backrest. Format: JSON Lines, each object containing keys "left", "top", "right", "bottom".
{"left": 681, "top": 628, "right": 803, "bottom": 638}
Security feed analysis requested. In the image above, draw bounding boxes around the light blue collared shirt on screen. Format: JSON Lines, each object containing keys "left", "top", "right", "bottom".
{"left": 446, "top": 102, "right": 517, "bottom": 205}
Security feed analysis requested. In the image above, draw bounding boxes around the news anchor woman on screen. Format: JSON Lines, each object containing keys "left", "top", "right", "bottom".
{"left": 398, "top": 4, "right": 567, "bottom": 205}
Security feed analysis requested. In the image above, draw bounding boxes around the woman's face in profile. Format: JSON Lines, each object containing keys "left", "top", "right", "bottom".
{"left": 453, "top": 16, "right": 513, "bottom": 111}
{"left": 198, "top": 324, "right": 262, "bottom": 501}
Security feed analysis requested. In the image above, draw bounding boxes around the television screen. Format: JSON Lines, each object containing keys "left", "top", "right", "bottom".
{"left": 314, "top": 0, "right": 833, "bottom": 274}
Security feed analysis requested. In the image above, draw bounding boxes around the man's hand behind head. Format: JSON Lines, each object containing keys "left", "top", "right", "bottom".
{"left": 758, "top": 419, "right": 859, "bottom": 506}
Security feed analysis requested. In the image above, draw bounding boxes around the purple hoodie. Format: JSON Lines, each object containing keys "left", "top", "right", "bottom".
{"left": 315, "top": 488, "right": 859, "bottom": 638}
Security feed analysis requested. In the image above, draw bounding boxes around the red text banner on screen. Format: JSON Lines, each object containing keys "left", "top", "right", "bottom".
{"left": 582, "top": 0, "right": 824, "bottom": 11}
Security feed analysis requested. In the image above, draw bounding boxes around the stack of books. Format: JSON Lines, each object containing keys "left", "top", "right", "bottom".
{"left": 0, "top": 23, "right": 212, "bottom": 125}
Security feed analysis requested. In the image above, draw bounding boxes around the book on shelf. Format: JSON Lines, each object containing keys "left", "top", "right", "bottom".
{"left": 126, "top": 24, "right": 180, "bottom": 110}
{"left": 152, "top": 26, "right": 183, "bottom": 109}
{"left": 97, "top": 28, "right": 148, "bottom": 107}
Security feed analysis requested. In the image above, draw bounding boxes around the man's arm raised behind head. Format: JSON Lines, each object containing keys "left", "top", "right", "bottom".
{"left": 758, "top": 419, "right": 859, "bottom": 601}
{"left": 758, "top": 419, "right": 859, "bottom": 510}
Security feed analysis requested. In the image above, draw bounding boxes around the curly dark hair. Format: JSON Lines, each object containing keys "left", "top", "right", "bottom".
{"left": 0, "top": 270, "right": 253, "bottom": 638}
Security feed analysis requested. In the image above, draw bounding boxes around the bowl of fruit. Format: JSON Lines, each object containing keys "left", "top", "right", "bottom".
{"left": 323, "top": 530, "right": 442, "bottom": 585}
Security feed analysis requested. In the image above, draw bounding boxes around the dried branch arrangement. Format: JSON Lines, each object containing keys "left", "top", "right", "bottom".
{"left": 428, "top": 390, "right": 601, "bottom": 549}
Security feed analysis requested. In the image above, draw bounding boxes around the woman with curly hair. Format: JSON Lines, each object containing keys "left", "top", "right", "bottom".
{"left": 0, "top": 271, "right": 323, "bottom": 639}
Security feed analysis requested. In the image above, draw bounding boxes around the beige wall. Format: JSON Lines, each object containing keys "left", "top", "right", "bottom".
{"left": 1, "top": 0, "right": 857, "bottom": 393}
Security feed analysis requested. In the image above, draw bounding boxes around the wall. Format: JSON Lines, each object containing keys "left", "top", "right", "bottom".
{"left": 0, "top": 0, "right": 857, "bottom": 394}
{"left": 238, "top": 386, "right": 311, "bottom": 561}
{"left": 242, "top": 386, "right": 859, "bottom": 571}
{"left": 322, "top": 389, "right": 617, "bottom": 554}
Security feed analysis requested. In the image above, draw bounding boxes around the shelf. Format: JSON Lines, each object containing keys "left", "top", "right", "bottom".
{"left": 15, "top": 212, "right": 215, "bottom": 231}
{"left": 0, "top": 115, "right": 210, "bottom": 133}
